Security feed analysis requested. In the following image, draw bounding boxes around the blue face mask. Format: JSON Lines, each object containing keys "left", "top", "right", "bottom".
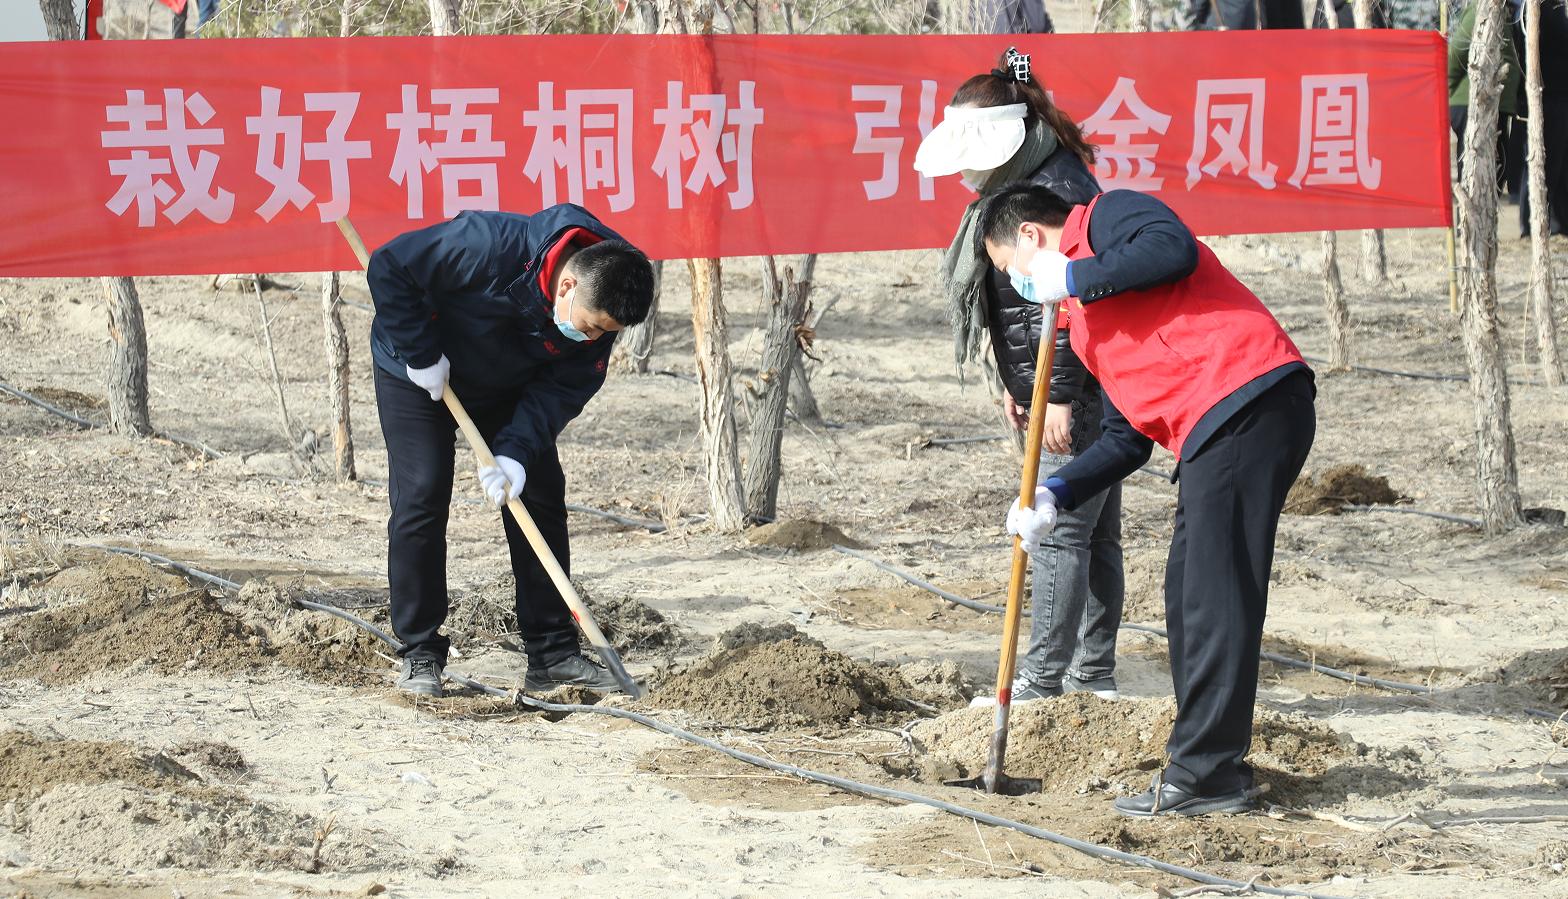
{"left": 1006, "top": 266, "right": 1040, "bottom": 304}
{"left": 553, "top": 291, "right": 589, "bottom": 342}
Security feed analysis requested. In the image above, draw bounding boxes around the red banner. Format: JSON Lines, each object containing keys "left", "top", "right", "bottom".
{"left": 0, "top": 32, "right": 1449, "bottom": 276}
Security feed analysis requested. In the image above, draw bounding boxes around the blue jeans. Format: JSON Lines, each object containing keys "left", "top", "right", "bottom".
{"left": 1020, "top": 404, "right": 1126, "bottom": 686}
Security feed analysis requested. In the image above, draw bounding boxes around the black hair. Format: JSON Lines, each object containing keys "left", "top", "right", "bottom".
{"left": 977, "top": 182, "right": 1076, "bottom": 249}
{"left": 567, "top": 239, "right": 655, "bottom": 327}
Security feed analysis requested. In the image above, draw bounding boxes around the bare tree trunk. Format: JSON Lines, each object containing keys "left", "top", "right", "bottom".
{"left": 1090, "top": 0, "right": 1113, "bottom": 31}
{"left": 613, "top": 263, "right": 661, "bottom": 373}
{"left": 1456, "top": 0, "right": 1525, "bottom": 534}
{"left": 100, "top": 277, "right": 153, "bottom": 436}
{"left": 689, "top": 258, "right": 747, "bottom": 529}
{"left": 1128, "top": 0, "right": 1152, "bottom": 31}
{"left": 1524, "top": 0, "right": 1564, "bottom": 385}
{"left": 787, "top": 356, "right": 821, "bottom": 422}
{"left": 320, "top": 272, "right": 356, "bottom": 480}
{"left": 44, "top": 0, "right": 152, "bottom": 436}
{"left": 1321, "top": 231, "right": 1352, "bottom": 370}
{"left": 654, "top": 0, "right": 689, "bottom": 32}
{"left": 659, "top": 0, "right": 745, "bottom": 529}
{"left": 253, "top": 281, "right": 299, "bottom": 453}
{"left": 37, "top": 0, "right": 78, "bottom": 39}
{"left": 1313, "top": 0, "right": 1354, "bottom": 373}
{"left": 426, "top": 0, "right": 461, "bottom": 34}
{"left": 743, "top": 256, "right": 814, "bottom": 520}
{"left": 1352, "top": 0, "right": 1389, "bottom": 285}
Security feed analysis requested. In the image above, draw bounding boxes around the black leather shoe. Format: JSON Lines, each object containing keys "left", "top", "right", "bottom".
{"left": 1113, "top": 772, "right": 1256, "bottom": 818}
{"left": 525, "top": 653, "right": 623, "bottom": 693}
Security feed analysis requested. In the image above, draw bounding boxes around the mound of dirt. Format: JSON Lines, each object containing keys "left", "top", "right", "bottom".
{"left": 713, "top": 621, "right": 821, "bottom": 651}
{"left": 1498, "top": 646, "right": 1568, "bottom": 707}
{"left": 23, "top": 782, "right": 384, "bottom": 873}
{"left": 649, "top": 638, "right": 906, "bottom": 729}
{"left": 584, "top": 591, "right": 688, "bottom": 657}
{"left": 31, "top": 551, "right": 187, "bottom": 605}
{"left": 0, "top": 730, "right": 200, "bottom": 803}
{"left": 0, "top": 554, "right": 386, "bottom": 686}
{"left": 746, "top": 520, "right": 863, "bottom": 552}
{"left": 1285, "top": 465, "right": 1405, "bottom": 516}
{"left": 891, "top": 694, "right": 1370, "bottom": 802}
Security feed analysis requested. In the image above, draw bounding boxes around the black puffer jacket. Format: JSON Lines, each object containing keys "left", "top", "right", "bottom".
{"left": 984, "top": 144, "right": 1101, "bottom": 417}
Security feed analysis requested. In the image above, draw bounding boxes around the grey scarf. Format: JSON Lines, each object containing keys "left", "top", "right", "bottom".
{"left": 941, "top": 118, "right": 1058, "bottom": 372}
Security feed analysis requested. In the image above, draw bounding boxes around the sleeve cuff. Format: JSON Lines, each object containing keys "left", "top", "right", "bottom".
{"left": 1044, "top": 476, "right": 1073, "bottom": 508}
{"left": 1064, "top": 261, "right": 1077, "bottom": 298}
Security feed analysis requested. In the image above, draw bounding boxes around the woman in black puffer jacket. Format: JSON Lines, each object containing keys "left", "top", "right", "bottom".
{"left": 916, "top": 49, "right": 1125, "bottom": 703}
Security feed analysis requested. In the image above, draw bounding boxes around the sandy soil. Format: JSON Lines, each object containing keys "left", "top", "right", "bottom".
{"left": 3, "top": 196, "right": 1568, "bottom": 898}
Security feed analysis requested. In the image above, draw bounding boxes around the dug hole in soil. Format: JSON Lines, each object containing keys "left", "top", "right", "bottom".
{"left": 886, "top": 692, "right": 1420, "bottom": 808}
{"left": 0, "top": 550, "right": 387, "bottom": 687}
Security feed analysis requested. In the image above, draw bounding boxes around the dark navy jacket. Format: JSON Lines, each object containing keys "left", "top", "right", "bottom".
{"left": 368, "top": 205, "right": 621, "bottom": 467}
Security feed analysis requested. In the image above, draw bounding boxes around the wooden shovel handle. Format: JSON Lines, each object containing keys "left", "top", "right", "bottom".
{"left": 983, "top": 298, "right": 1062, "bottom": 793}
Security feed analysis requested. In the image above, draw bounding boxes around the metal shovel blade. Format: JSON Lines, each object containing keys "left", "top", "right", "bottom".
{"left": 943, "top": 772, "right": 1043, "bottom": 796}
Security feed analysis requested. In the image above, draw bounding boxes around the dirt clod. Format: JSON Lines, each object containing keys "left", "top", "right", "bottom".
{"left": 1286, "top": 464, "right": 1404, "bottom": 516}
{"left": 895, "top": 659, "right": 974, "bottom": 710}
{"left": 746, "top": 520, "right": 863, "bottom": 551}
{"left": 649, "top": 638, "right": 905, "bottom": 729}
{"left": 170, "top": 740, "right": 249, "bottom": 777}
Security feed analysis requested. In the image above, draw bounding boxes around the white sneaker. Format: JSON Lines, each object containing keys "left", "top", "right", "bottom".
{"left": 1064, "top": 674, "right": 1119, "bottom": 700}
{"left": 968, "top": 675, "right": 1062, "bottom": 708}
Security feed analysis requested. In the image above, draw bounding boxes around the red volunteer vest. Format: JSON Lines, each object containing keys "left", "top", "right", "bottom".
{"left": 1060, "top": 197, "right": 1304, "bottom": 459}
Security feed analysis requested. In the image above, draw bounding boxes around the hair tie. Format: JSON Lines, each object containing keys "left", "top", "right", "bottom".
{"left": 999, "top": 47, "right": 1031, "bottom": 84}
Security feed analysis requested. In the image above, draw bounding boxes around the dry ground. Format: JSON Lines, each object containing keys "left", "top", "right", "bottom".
{"left": 1, "top": 214, "right": 1568, "bottom": 898}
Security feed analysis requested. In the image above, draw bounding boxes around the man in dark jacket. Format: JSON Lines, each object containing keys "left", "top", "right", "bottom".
{"left": 367, "top": 204, "right": 654, "bottom": 698}
{"left": 983, "top": 185, "right": 1315, "bottom": 817}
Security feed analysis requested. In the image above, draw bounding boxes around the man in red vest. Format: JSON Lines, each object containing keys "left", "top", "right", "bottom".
{"left": 980, "top": 184, "right": 1316, "bottom": 817}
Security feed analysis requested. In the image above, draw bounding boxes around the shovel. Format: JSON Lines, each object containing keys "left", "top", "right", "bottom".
{"left": 946, "top": 299, "right": 1062, "bottom": 796}
{"left": 335, "top": 218, "right": 642, "bottom": 700}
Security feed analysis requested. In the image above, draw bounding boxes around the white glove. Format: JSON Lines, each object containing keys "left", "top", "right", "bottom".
{"left": 1026, "top": 250, "right": 1072, "bottom": 303}
{"left": 1006, "top": 486, "right": 1059, "bottom": 551}
{"left": 478, "top": 455, "right": 526, "bottom": 508}
{"left": 406, "top": 355, "right": 450, "bottom": 402}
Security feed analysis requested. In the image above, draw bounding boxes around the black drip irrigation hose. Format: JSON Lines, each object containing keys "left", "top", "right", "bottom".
{"left": 0, "top": 379, "right": 223, "bottom": 459}
{"left": 1342, "top": 505, "right": 1482, "bottom": 528}
{"left": 74, "top": 542, "right": 1347, "bottom": 897}
{"left": 0, "top": 379, "right": 96, "bottom": 429}
{"left": 286, "top": 601, "right": 1343, "bottom": 899}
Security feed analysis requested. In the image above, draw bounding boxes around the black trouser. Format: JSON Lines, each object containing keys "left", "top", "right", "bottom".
{"left": 374, "top": 365, "right": 578, "bottom": 667}
{"left": 1162, "top": 371, "right": 1315, "bottom": 795}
